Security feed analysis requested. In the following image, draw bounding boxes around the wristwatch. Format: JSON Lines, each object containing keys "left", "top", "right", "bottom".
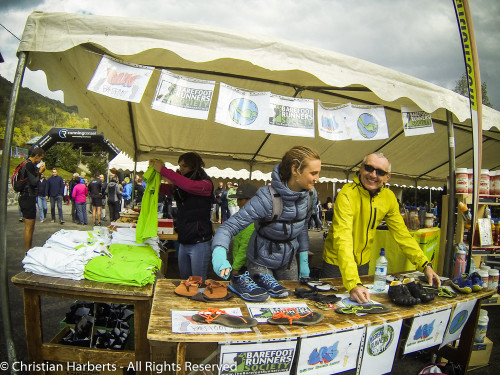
{"left": 424, "top": 262, "right": 433, "bottom": 270}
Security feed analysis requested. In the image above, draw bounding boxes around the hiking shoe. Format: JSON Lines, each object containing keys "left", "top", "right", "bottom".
{"left": 228, "top": 272, "right": 269, "bottom": 302}
{"left": 253, "top": 273, "right": 290, "bottom": 298}
{"left": 469, "top": 272, "right": 484, "bottom": 291}
{"left": 451, "top": 274, "right": 473, "bottom": 293}
{"left": 388, "top": 281, "right": 419, "bottom": 306}
{"left": 60, "top": 221, "right": 65, "bottom": 225}
{"left": 403, "top": 278, "right": 435, "bottom": 303}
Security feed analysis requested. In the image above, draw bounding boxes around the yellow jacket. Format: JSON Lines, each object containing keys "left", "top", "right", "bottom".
{"left": 322, "top": 176, "right": 429, "bottom": 292}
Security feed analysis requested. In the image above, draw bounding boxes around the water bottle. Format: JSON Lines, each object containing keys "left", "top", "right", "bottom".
{"left": 373, "top": 248, "right": 388, "bottom": 292}
{"left": 474, "top": 309, "right": 489, "bottom": 343}
{"left": 454, "top": 247, "right": 467, "bottom": 278}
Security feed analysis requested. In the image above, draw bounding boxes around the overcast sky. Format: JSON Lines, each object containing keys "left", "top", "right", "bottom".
{"left": 1, "top": 0, "right": 499, "bottom": 111}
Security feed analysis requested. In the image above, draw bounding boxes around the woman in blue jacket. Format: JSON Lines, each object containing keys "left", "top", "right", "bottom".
{"left": 212, "top": 146, "right": 321, "bottom": 301}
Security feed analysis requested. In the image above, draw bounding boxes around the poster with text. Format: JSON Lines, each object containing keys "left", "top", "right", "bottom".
{"left": 267, "top": 94, "right": 315, "bottom": 137}
{"left": 87, "top": 55, "right": 153, "bottom": 103}
{"left": 215, "top": 83, "right": 270, "bottom": 130}
{"left": 348, "top": 105, "right": 389, "bottom": 141}
{"left": 358, "top": 320, "right": 403, "bottom": 375}
{"left": 219, "top": 339, "right": 297, "bottom": 375}
{"left": 151, "top": 70, "right": 215, "bottom": 120}
{"left": 402, "top": 106, "right": 435, "bottom": 136}
{"left": 317, "top": 102, "right": 351, "bottom": 140}
{"left": 440, "top": 299, "right": 477, "bottom": 349}
{"left": 296, "top": 327, "right": 365, "bottom": 375}
{"left": 404, "top": 308, "right": 452, "bottom": 354}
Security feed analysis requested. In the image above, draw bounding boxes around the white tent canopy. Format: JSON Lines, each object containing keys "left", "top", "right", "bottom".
{"left": 17, "top": 11, "right": 500, "bottom": 187}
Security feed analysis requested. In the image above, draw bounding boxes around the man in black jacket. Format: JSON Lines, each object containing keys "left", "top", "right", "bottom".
{"left": 18, "top": 147, "right": 45, "bottom": 251}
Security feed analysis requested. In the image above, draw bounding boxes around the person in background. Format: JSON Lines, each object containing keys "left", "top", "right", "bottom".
{"left": 47, "top": 168, "right": 65, "bottom": 224}
{"left": 308, "top": 189, "right": 322, "bottom": 231}
{"left": 36, "top": 173, "right": 48, "bottom": 223}
{"left": 229, "top": 183, "right": 258, "bottom": 276}
{"left": 214, "top": 181, "right": 224, "bottom": 223}
{"left": 68, "top": 173, "right": 80, "bottom": 223}
{"left": 220, "top": 183, "right": 230, "bottom": 223}
{"left": 151, "top": 152, "right": 214, "bottom": 281}
{"left": 134, "top": 175, "right": 145, "bottom": 207}
{"left": 227, "top": 182, "right": 238, "bottom": 216}
{"left": 322, "top": 152, "right": 441, "bottom": 303}
{"left": 63, "top": 180, "right": 70, "bottom": 205}
{"left": 122, "top": 177, "right": 132, "bottom": 209}
{"left": 99, "top": 174, "right": 107, "bottom": 222}
{"left": 88, "top": 173, "right": 103, "bottom": 226}
{"left": 72, "top": 179, "right": 88, "bottom": 225}
{"left": 106, "top": 175, "right": 123, "bottom": 222}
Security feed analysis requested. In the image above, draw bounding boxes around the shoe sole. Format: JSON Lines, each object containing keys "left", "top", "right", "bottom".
{"left": 228, "top": 284, "right": 270, "bottom": 302}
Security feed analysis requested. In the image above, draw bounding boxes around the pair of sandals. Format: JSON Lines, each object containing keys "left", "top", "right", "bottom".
{"left": 175, "top": 276, "right": 231, "bottom": 302}
{"left": 294, "top": 288, "right": 340, "bottom": 304}
{"left": 300, "top": 277, "right": 335, "bottom": 292}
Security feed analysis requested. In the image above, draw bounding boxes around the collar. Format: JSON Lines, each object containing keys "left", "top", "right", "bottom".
{"left": 354, "top": 173, "right": 383, "bottom": 197}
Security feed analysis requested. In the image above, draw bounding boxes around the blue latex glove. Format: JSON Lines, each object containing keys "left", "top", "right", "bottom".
{"left": 299, "top": 251, "right": 310, "bottom": 278}
{"left": 212, "top": 246, "right": 232, "bottom": 279}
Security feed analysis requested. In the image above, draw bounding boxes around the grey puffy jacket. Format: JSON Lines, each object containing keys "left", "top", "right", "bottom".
{"left": 212, "top": 163, "right": 312, "bottom": 270}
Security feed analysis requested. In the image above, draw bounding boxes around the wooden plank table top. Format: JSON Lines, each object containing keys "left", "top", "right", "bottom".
{"left": 148, "top": 276, "right": 495, "bottom": 345}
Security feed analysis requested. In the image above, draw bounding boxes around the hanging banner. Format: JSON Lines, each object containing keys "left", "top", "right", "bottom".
{"left": 296, "top": 327, "right": 365, "bottom": 375}
{"left": 358, "top": 320, "right": 403, "bottom": 375}
{"left": 151, "top": 70, "right": 215, "bottom": 120}
{"left": 317, "top": 102, "right": 351, "bottom": 141}
{"left": 87, "top": 55, "right": 153, "bottom": 103}
{"left": 215, "top": 83, "right": 270, "bottom": 130}
{"left": 404, "top": 308, "right": 452, "bottom": 354}
{"left": 219, "top": 339, "right": 297, "bottom": 375}
{"left": 402, "top": 106, "right": 435, "bottom": 136}
{"left": 349, "top": 105, "right": 389, "bottom": 141}
{"left": 267, "top": 94, "right": 315, "bottom": 137}
{"left": 440, "top": 299, "right": 477, "bottom": 349}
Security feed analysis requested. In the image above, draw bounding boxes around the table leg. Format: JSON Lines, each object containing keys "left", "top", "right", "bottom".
{"left": 23, "top": 288, "right": 44, "bottom": 374}
{"left": 176, "top": 342, "right": 186, "bottom": 375}
{"left": 134, "top": 299, "right": 151, "bottom": 375}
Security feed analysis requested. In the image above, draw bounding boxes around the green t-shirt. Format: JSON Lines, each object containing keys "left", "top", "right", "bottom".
{"left": 136, "top": 165, "right": 161, "bottom": 244}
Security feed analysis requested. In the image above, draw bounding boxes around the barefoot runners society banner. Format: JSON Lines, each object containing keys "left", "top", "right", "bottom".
{"left": 296, "top": 327, "right": 365, "bottom": 375}
{"left": 215, "top": 83, "right": 270, "bottom": 130}
{"left": 152, "top": 70, "right": 216, "bottom": 120}
{"left": 87, "top": 55, "right": 153, "bottom": 103}
{"left": 440, "top": 299, "right": 477, "bottom": 349}
{"left": 219, "top": 339, "right": 297, "bottom": 375}
{"left": 268, "top": 94, "right": 315, "bottom": 137}
{"left": 357, "top": 320, "right": 403, "bottom": 375}
{"left": 401, "top": 106, "right": 435, "bottom": 137}
{"left": 404, "top": 308, "right": 452, "bottom": 354}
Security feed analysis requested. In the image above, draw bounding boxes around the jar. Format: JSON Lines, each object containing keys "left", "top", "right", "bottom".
{"left": 474, "top": 309, "right": 489, "bottom": 343}
{"left": 408, "top": 207, "right": 420, "bottom": 231}
{"left": 456, "top": 168, "right": 469, "bottom": 194}
{"left": 491, "top": 170, "right": 500, "bottom": 196}
{"left": 488, "top": 269, "right": 499, "bottom": 290}
{"left": 425, "top": 213, "right": 434, "bottom": 228}
{"left": 478, "top": 269, "right": 489, "bottom": 287}
{"left": 479, "top": 169, "right": 490, "bottom": 195}
{"left": 468, "top": 169, "right": 474, "bottom": 194}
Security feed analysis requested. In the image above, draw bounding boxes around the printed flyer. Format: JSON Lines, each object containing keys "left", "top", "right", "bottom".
{"left": 357, "top": 320, "right": 403, "bottom": 375}
{"left": 401, "top": 106, "right": 435, "bottom": 136}
{"left": 171, "top": 308, "right": 252, "bottom": 334}
{"left": 246, "top": 303, "right": 312, "bottom": 323}
{"left": 404, "top": 308, "right": 452, "bottom": 354}
{"left": 440, "top": 299, "right": 477, "bottom": 349}
{"left": 317, "top": 102, "right": 351, "bottom": 141}
{"left": 87, "top": 55, "right": 153, "bottom": 103}
{"left": 296, "top": 327, "right": 365, "bottom": 375}
{"left": 267, "top": 94, "right": 315, "bottom": 137}
{"left": 151, "top": 70, "right": 215, "bottom": 120}
{"left": 219, "top": 340, "right": 297, "bottom": 375}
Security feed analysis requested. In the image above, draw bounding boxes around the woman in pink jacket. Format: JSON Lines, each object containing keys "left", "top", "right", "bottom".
{"left": 72, "top": 181, "right": 88, "bottom": 225}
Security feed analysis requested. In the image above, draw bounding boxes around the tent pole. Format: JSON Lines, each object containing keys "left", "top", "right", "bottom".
{"left": 128, "top": 102, "right": 137, "bottom": 205}
{"left": 444, "top": 110, "right": 457, "bottom": 278}
{"left": 0, "top": 51, "right": 27, "bottom": 374}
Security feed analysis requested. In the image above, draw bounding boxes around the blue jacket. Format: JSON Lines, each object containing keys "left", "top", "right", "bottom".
{"left": 47, "top": 175, "right": 64, "bottom": 197}
{"left": 212, "top": 163, "right": 311, "bottom": 270}
{"left": 122, "top": 183, "right": 132, "bottom": 200}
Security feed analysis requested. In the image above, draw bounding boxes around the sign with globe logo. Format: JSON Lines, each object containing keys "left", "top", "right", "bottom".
{"left": 367, "top": 325, "right": 394, "bottom": 356}
{"left": 228, "top": 98, "right": 259, "bottom": 126}
{"left": 357, "top": 113, "right": 379, "bottom": 139}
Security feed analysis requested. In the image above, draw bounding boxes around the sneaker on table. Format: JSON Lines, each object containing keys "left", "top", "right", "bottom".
{"left": 228, "top": 271, "right": 269, "bottom": 302}
{"left": 253, "top": 273, "right": 290, "bottom": 298}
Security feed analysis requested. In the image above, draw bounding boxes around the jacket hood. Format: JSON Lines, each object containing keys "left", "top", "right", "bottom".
{"left": 270, "top": 163, "right": 310, "bottom": 202}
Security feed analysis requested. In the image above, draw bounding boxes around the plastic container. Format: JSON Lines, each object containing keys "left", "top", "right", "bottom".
{"left": 458, "top": 202, "right": 471, "bottom": 228}
{"left": 408, "top": 207, "right": 420, "bottom": 231}
{"left": 425, "top": 213, "right": 434, "bottom": 228}
{"left": 479, "top": 169, "right": 490, "bottom": 195}
{"left": 488, "top": 269, "right": 499, "bottom": 290}
{"left": 492, "top": 170, "right": 500, "bottom": 196}
{"left": 474, "top": 309, "right": 489, "bottom": 343}
{"left": 373, "top": 248, "right": 388, "bottom": 292}
{"left": 478, "top": 270, "right": 489, "bottom": 288}
{"left": 470, "top": 257, "right": 476, "bottom": 273}
{"left": 400, "top": 206, "right": 409, "bottom": 229}
{"left": 456, "top": 168, "right": 469, "bottom": 194}
{"left": 454, "top": 248, "right": 467, "bottom": 278}
{"left": 490, "top": 170, "right": 497, "bottom": 195}
{"left": 467, "top": 169, "right": 474, "bottom": 194}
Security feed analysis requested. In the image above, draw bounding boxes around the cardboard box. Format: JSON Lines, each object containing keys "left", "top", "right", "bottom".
{"left": 469, "top": 337, "right": 493, "bottom": 367}
{"left": 157, "top": 219, "right": 174, "bottom": 234}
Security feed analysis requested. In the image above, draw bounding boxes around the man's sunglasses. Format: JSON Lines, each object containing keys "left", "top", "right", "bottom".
{"left": 363, "top": 164, "right": 389, "bottom": 177}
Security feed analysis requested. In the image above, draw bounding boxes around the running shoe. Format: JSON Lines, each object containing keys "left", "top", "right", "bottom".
{"left": 228, "top": 272, "right": 269, "bottom": 302}
{"left": 253, "top": 273, "right": 290, "bottom": 298}
{"left": 450, "top": 274, "right": 473, "bottom": 294}
{"left": 388, "top": 281, "right": 419, "bottom": 306}
{"left": 468, "top": 272, "right": 484, "bottom": 292}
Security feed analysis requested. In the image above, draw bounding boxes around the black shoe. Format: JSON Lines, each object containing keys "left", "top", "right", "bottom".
{"left": 60, "top": 221, "right": 65, "bottom": 225}
{"left": 388, "top": 281, "right": 420, "bottom": 306}
{"left": 98, "top": 222, "right": 102, "bottom": 226}
{"left": 404, "top": 278, "right": 435, "bottom": 303}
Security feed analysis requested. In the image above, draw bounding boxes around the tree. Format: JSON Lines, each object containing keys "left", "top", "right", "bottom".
{"left": 85, "top": 144, "right": 112, "bottom": 177}
{"left": 453, "top": 73, "right": 492, "bottom": 107}
{"left": 44, "top": 143, "right": 80, "bottom": 172}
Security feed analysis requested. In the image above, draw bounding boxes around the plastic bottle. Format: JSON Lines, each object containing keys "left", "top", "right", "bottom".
{"left": 488, "top": 269, "right": 499, "bottom": 290}
{"left": 458, "top": 202, "right": 471, "bottom": 228}
{"left": 454, "top": 247, "right": 467, "bottom": 278}
{"left": 474, "top": 309, "right": 489, "bottom": 343}
{"left": 373, "top": 248, "right": 388, "bottom": 292}
{"left": 470, "top": 257, "right": 476, "bottom": 273}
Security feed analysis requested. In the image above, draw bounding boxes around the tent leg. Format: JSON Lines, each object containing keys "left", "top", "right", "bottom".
{"left": 0, "top": 51, "right": 27, "bottom": 374}
{"left": 444, "top": 110, "right": 457, "bottom": 278}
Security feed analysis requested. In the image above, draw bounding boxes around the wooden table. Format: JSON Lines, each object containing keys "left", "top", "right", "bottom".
{"left": 12, "top": 272, "right": 154, "bottom": 375}
{"left": 148, "top": 276, "right": 495, "bottom": 375}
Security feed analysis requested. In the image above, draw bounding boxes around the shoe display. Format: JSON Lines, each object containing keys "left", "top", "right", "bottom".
{"left": 252, "top": 273, "right": 290, "bottom": 298}
{"left": 228, "top": 271, "right": 269, "bottom": 302}
{"left": 451, "top": 274, "right": 473, "bottom": 294}
{"left": 468, "top": 272, "right": 484, "bottom": 291}
{"left": 267, "top": 307, "right": 323, "bottom": 326}
{"left": 403, "top": 278, "right": 435, "bottom": 303}
{"left": 388, "top": 281, "right": 419, "bottom": 306}
{"left": 192, "top": 308, "right": 257, "bottom": 328}
{"left": 174, "top": 276, "right": 203, "bottom": 297}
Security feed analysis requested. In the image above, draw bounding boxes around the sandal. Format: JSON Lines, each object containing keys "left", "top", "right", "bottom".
{"left": 202, "top": 279, "right": 228, "bottom": 300}
{"left": 174, "top": 276, "right": 203, "bottom": 297}
{"left": 267, "top": 307, "right": 323, "bottom": 326}
{"left": 335, "top": 303, "right": 391, "bottom": 315}
{"left": 192, "top": 308, "right": 257, "bottom": 328}
{"left": 300, "top": 277, "right": 334, "bottom": 292}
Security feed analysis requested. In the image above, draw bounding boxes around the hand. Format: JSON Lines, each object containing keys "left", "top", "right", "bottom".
{"left": 299, "top": 251, "right": 310, "bottom": 278}
{"left": 150, "top": 159, "right": 164, "bottom": 173}
{"left": 349, "top": 286, "right": 371, "bottom": 304}
{"left": 212, "top": 246, "right": 232, "bottom": 279}
{"left": 424, "top": 265, "right": 441, "bottom": 287}
{"left": 39, "top": 165, "right": 46, "bottom": 173}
